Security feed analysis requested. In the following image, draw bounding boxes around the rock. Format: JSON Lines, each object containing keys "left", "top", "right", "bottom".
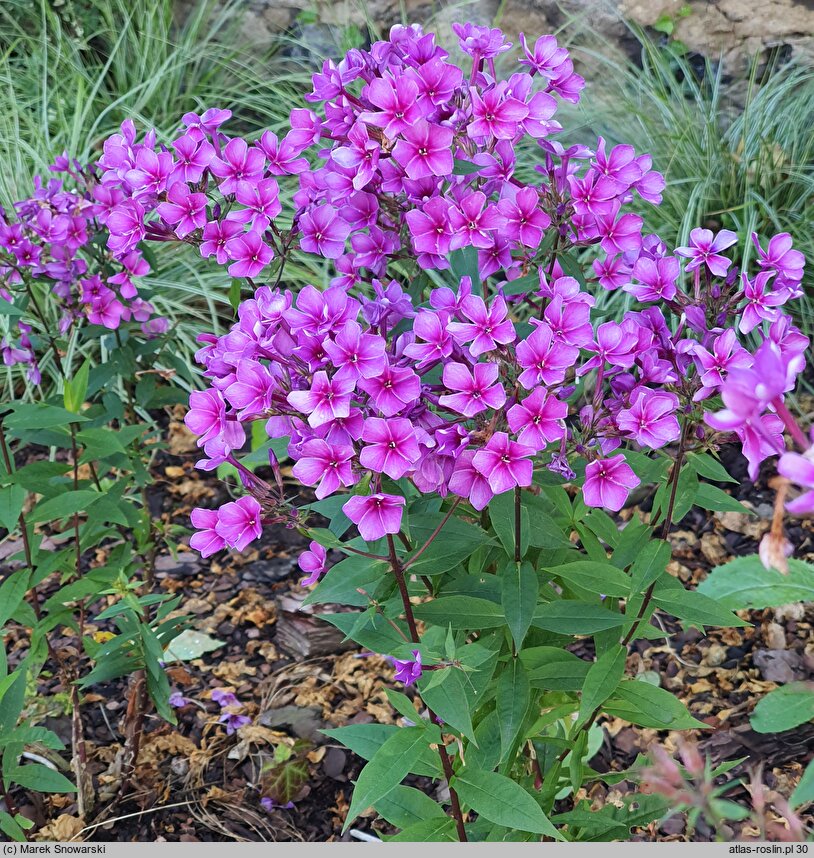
{"left": 764, "top": 622, "right": 787, "bottom": 650}
{"left": 259, "top": 704, "right": 325, "bottom": 741}
{"left": 322, "top": 747, "right": 347, "bottom": 780}
{"left": 174, "top": 0, "right": 814, "bottom": 89}
{"left": 753, "top": 649, "right": 804, "bottom": 684}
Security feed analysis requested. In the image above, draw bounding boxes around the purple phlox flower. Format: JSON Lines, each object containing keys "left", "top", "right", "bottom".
{"left": 543, "top": 294, "right": 593, "bottom": 348}
{"left": 447, "top": 295, "right": 516, "bottom": 357}
{"left": 578, "top": 320, "right": 639, "bottom": 376}
{"left": 516, "top": 320, "right": 577, "bottom": 388}
{"left": 497, "top": 186, "right": 550, "bottom": 248}
{"left": 472, "top": 432, "right": 534, "bottom": 494}
{"left": 593, "top": 137, "right": 642, "bottom": 191}
{"left": 616, "top": 389, "right": 680, "bottom": 449}
{"left": 215, "top": 496, "right": 263, "bottom": 551}
{"left": 209, "top": 137, "right": 265, "bottom": 194}
{"left": 430, "top": 277, "right": 472, "bottom": 314}
{"left": 468, "top": 83, "right": 529, "bottom": 140}
{"left": 452, "top": 23, "right": 511, "bottom": 59}
{"left": 287, "top": 371, "right": 354, "bottom": 427}
{"left": 185, "top": 388, "right": 230, "bottom": 447}
{"left": 257, "top": 130, "right": 309, "bottom": 175}
{"left": 182, "top": 107, "right": 232, "bottom": 139}
{"left": 323, "top": 320, "right": 387, "bottom": 381}
{"left": 170, "top": 133, "right": 215, "bottom": 184}
{"left": 752, "top": 232, "right": 805, "bottom": 286}
{"left": 168, "top": 692, "right": 189, "bottom": 708}
{"left": 350, "top": 226, "right": 399, "bottom": 273}
{"left": 625, "top": 255, "right": 679, "bottom": 303}
{"left": 360, "top": 278, "right": 414, "bottom": 327}
{"left": 438, "top": 361, "right": 506, "bottom": 417}
{"left": 403, "top": 309, "right": 453, "bottom": 368}
{"left": 125, "top": 147, "right": 173, "bottom": 196}
{"left": 298, "top": 541, "right": 328, "bottom": 586}
{"left": 691, "top": 329, "right": 752, "bottom": 401}
{"left": 230, "top": 178, "right": 282, "bottom": 232}
{"left": 405, "top": 197, "right": 453, "bottom": 260}
{"left": 778, "top": 451, "right": 814, "bottom": 516}
{"left": 411, "top": 58, "right": 463, "bottom": 107}
{"left": 287, "top": 107, "right": 322, "bottom": 149}
{"left": 392, "top": 121, "right": 453, "bottom": 180}
{"left": 358, "top": 364, "right": 421, "bottom": 416}
{"left": 225, "top": 230, "right": 274, "bottom": 278}
{"left": 448, "top": 449, "right": 494, "bottom": 510}
{"left": 211, "top": 688, "right": 240, "bottom": 708}
{"left": 261, "top": 797, "right": 296, "bottom": 812}
{"left": 292, "top": 439, "right": 357, "bottom": 499}
{"left": 358, "top": 75, "right": 425, "bottom": 139}
{"left": 518, "top": 33, "right": 569, "bottom": 79}
{"left": 676, "top": 228, "right": 737, "bottom": 277}
{"left": 287, "top": 284, "right": 360, "bottom": 337}
{"left": 391, "top": 650, "right": 423, "bottom": 686}
{"left": 219, "top": 712, "right": 252, "bottom": 735}
{"left": 448, "top": 191, "right": 505, "bottom": 250}
{"left": 583, "top": 455, "right": 640, "bottom": 512}
{"left": 332, "top": 122, "right": 380, "bottom": 190}
{"left": 156, "top": 182, "right": 208, "bottom": 238}
{"left": 200, "top": 218, "right": 243, "bottom": 265}
{"left": 592, "top": 203, "right": 643, "bottom": 255}
{"left": 593, "top": 254, "right": 632, "bottom": 291}
{"left": 299, "top": 205, "right": 351, "bottom": 259}
{"left": 106, "top": 200, "right": 146, "bottom": 255}
{"left": 739, "top": 270, "right": 785, "bottom": 334}
{"left": 632, "top": 156, "right": 665, "bottom": 204}
{"left": 224, "top": 361, "right": 277, "bottom": 418}
{"left": 507, "top": 388, "right": 567, "bottom": 451}
{"left": 359, "top": 417, "right": 421, "bottom": 479}
{"left": 343, "top": 493, "right": 406, "bottom": 542}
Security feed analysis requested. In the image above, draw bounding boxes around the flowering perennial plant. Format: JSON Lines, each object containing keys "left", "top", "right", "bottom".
{"left": 3, "top": 19, "right": 812, "bottom": 843}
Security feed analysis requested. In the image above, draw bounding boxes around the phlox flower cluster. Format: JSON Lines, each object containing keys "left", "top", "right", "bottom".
{"left": 170, "top": 24, "right": 810, "bottom": 569}
{"left": 0, "top": 160, "right": 169, "bottom": 382}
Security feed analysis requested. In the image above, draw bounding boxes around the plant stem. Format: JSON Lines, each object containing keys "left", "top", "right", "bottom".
{"left": 385, "top": 534, "right": 468, "bottom": 842}
{"left": 514, "top": 486, "right": 522, "bottom": 563}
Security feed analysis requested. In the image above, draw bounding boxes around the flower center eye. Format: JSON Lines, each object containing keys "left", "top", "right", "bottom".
{"left": 418, "top": 147, "right": 428, "bottom": 156}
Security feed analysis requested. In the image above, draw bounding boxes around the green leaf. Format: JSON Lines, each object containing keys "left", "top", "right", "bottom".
{"left": 163, "top": 630, "right": 225, "bottom": 661}
{"left": 520, "top": 647, "right": 590, "bottom": 691}
{"left": 10, "top": 764, "right": 76, "bottom": 793}
{"left": 319, "top": 611, "right": 408, "bottom": 652}
{"left": 228, "top": 279, "right": 242, "bottom": 313}
{"left": 532, "top": 601, "right": 627, "bottom": 635}
{"left": 693, "top": 483, "right": 751, "bottom": 514}
{"left": 791, "top": 759, "right": 814, "bottom": 809}
{"left": 0, "top": 570, "right": 30, "bottom": 627}
{"left": 0, "top": 811, "right": 27, "bottom": 842}
{"left": 263, "top": 756, "right": 310, "bottom": 803}
{"left": 697, "top": 556, "right": 814, "bottom": 609}
{"left": 419, "top": 668, "right": 475, "bottom": 742}
{"left": 64, "top": 359, "right": 90, "bottom": 414}
{"left": 605, "top": 680, "right": 705, "bottom": 729}
{"left": 686, "top": 452, "right": 737, "bottom": 484}
{"left": 501, "top": 561, "right": 538, "bottom": 649}
{"left": 5, "top": 403, "right": 88, "bottom": 435}
{"left": 30, "top": 490, "right": 101, "bottom": 523}
{"left": 627, "top": 540, "right": 671, "bottom": 595}
{"left": 304, "top": 554, "right": 388, "bottom": 608}
{"left": 344, "top": 725, "right": 440, "bottom": 831}
{"left": 497, "top": 659, "right": 530, "bottom": 760}
{"left": 750, "top": 683, "right": 814, "bottom": 734}
{"left": 0, "top": 485, "right": 25, "bottom": 532}
{"left": 374, "top": 785, "right": 446, "bottom": 829}
{"left": 76, "top": 427, "right": 128, "bottom": 462}
{"left": 556, "top": 250, "right": 586, "bottom": 288}
{"left": 452, "top": 159, "right": 483, "bottom": 175}
{"left": 450, "top": 246, "right": 480, "bottom": 292}
{"left": 406, "top": 513, "right": 492, "bottom": 577}
{"left": 577, "top": 644, "right": 626, "bottom": 728}
{"left": 490, "top": 492, "right": 529, "bottom": 558}
{"left": 414, "top": 597, "right": 504, "bottom": 629}
{"left": 452, "top": 768, "right": 562, "bottom": 838}
{"left": 652, "top": 588, "right": 749, "bottom": 628}
{"left": 550, "top": 561, "right": 631, "bottom": 598}
{"left": 322, "top": 724, "right": 397, "bottom": 761}
{"left": 388, "top": 817, "right": 456, "bottom": 841}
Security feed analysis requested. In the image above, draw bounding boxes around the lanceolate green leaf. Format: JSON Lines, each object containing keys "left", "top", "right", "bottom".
{"left": 501, "top": 561, "right": 537, "bottom": 649}
{"left": 9, "top": 764, "right": 76, "bottom": 793}
{"left": 497, "top": 659, "right": 531, "bottom": 760}
{"left": 344, "top": 726, "right": 441, "bottom": 831}
{"left": 750, "top": 683, "right": 814, "bottom": 734}
{"left": 577, "top": 645, "right": 627, "bottom": 728}
{"left": 605, "top": 680, "right": 705, "bottom": 729}
{"left": 652, "top": 588, "right": 749, "bottom": 628}
{"left": 550, "top": 561, "right": 631, "bottom": 598}
{"left": 419, "top": 668, "right": 475, "bottom": 742}
{"left": 414, "top": 597, "right": 504, "bottom": 629}
{"left": 698, "top": 556, "right": 814, "bottom": 609}
{"left": 452, "top": 768, "right": 562, "bottom": 838}
{"left": 532, "top": 602, "right": 627, "bottom": 635}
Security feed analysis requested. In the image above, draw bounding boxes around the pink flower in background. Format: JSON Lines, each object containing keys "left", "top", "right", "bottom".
{"left": 287, "top": 372, "right": 355, "bottom": 427}
{"left": 392, "top": 121, "right": 453, "bottom": 179}
{"left": 189, "top": 508, "right": 225, "bottom": 557}
{"left": 391, "top": 650, "right": 423, "bottom": 686}
{"left": 298, "top": 541, "right": 328, "bottom": 586}
{"left": 472, "top": 432, "right": 534, "bottom": 494}
{"left": 778, "top": 452, "right": 814, "bottom": 515}
{"left": 225, "top": 231, "right": 274, "bottom": 278}
{"left": 439, "top": 362, "right": 506, "bottom": 417}
{"left": 507, "top": 389, "right": 566, "bottom": 451}
{"left": 617, "top": 390, "right": 680, "bottom": 449}
{"left": 360, "top": 417, "right": 421, "bottom": 479}
{"left": 292, "top": 439, "right": 356, "bottom": 498}
{"left": 299, "top": 206, "right": 350, "bottom": 259}
{"left": 209, "top": 137, "right": 265, "bottom": 194}
{"left": 448, "top": 295, "right": 515, "bottom": 357}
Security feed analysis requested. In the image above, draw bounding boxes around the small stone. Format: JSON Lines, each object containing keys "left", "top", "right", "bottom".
{"left": 753, "top": 649, "right": 804, "bottom": 684}
{"left": 765, "top": 622, "right": 786, "bottom": 650}
{"left": 322, "top": 747, "right": 347, "bottom": 780}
